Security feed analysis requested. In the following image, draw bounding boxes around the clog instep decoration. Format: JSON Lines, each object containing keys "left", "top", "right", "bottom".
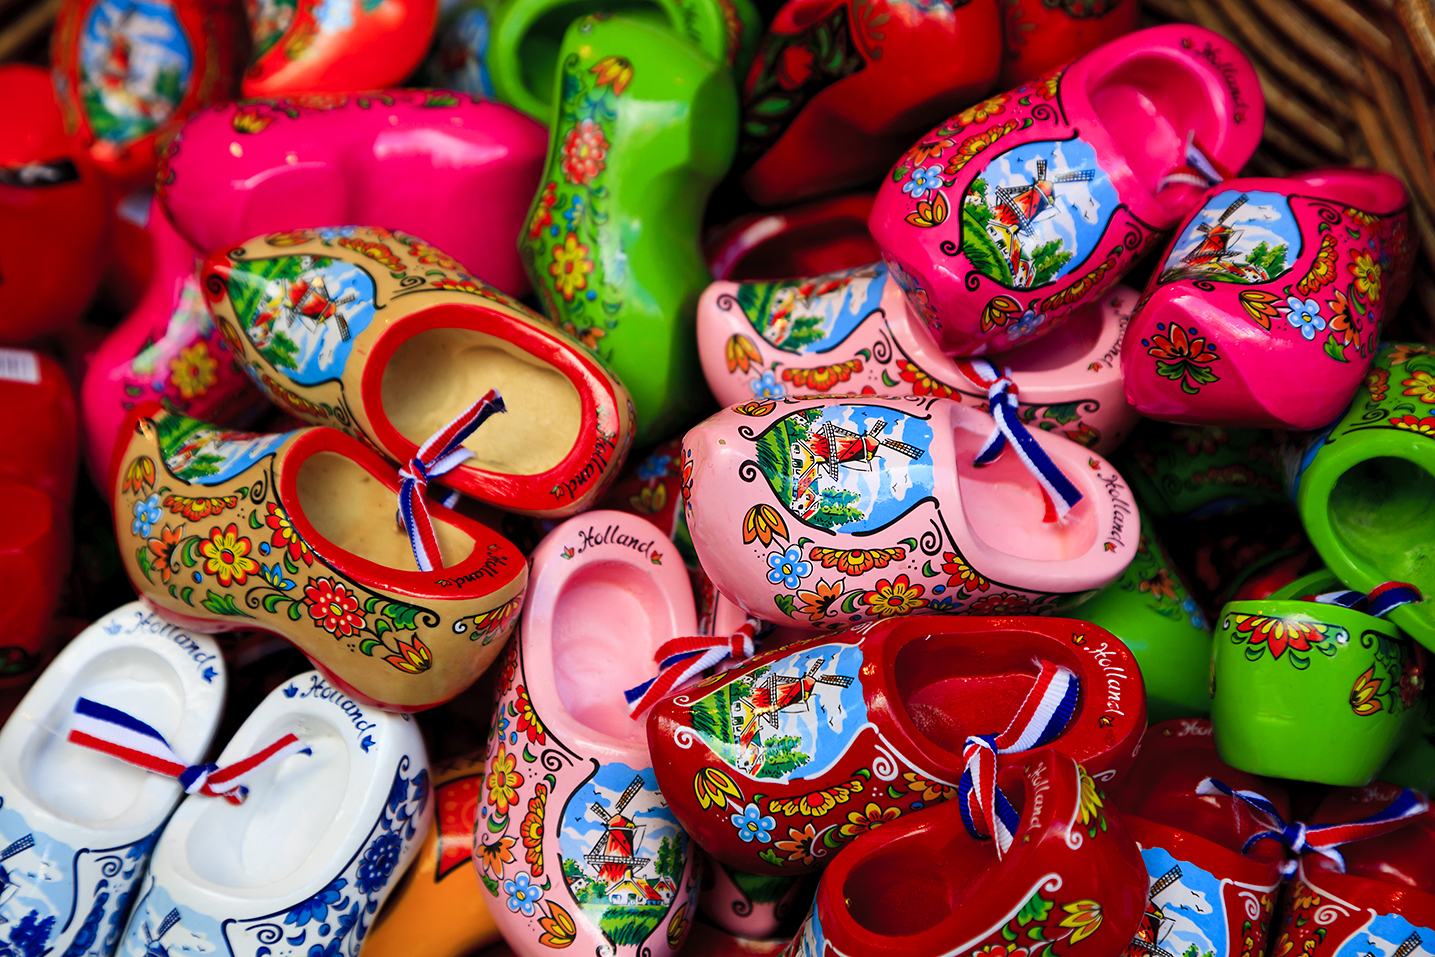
{"left": 50, "top": 0, "right": 247, "bottom": 188}
{"left": 869, "top": 23, "right": 1265, "bottom": 357}
{"left": 783, "top": 749, "right": 1147, "bottom": 957}
{"left": 202, "top": 226, "right": 634, "bottom": 517}
{"left": 647, "top": 615, "right": 1146, "bottom": 875}
{"left": 116, "top": 669, "right": 431, "bottom": 957}
{"left": 111, "top": 403, "right": 528, "bottom": 711}
{"left": 682, "top": 394, "right": 1138, "bottom": 629}
{"left": 737, "top": 0, "right": 1004, "bottom": 207}
{"left": 0, "top": 602, "right": 225, "bottom": 957}
{"left": 1124, "top": 168, "right": 1414, "bottom": 429}
{"left": 241, "top": 0, "right": 437, "bottom": 96}
{"left": 160, "top": 92, "right": 547, "bottom": 298}
{"left": 698, "top": 266, "right": 1139, "bottom": 453}
{"left": 478, "top": 511, "right": 700, "bottom": 957}
{"left": 520, "top": 14, "right": 737, "bottom": 446}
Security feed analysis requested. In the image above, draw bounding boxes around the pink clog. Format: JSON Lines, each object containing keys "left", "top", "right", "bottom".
{"left": 681, "top": 394, "right": 1138, "bottom": 629}
{"left": 159, "top": 91, "right": 547, "bottom": 296}
{"left": 1123, "top": 168, "right": 1415, "bottom": 429}
{"left": 699, "top": 857, "right": 807, "bottom": 940}
{"left": 81, "top": 197, "right": 268, "bottom": 482}
{"left": 479, "top": 510, "right": 700, "bottom": 957}
{"left": 869, "top": 24, "right": 1264, "bottom": 357}
{"left": 697, "top": 264, "right": 1139, "bottom": 452}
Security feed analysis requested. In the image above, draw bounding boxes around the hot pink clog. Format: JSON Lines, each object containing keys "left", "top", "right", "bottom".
{"left": 1123, "top": 168, "right": 1415, "bottom": 429}
{"left": 479, "top": 510, "right": 700, "bottom": 957}
{"left": 159, "top": 91, "right": 546, "bottom": 296}
{"left": 681, "top": 394, "right": 1138, "bottom": 629}
{"left": 697, "top": 264, "right": 1139, "bottom": 452}
{"left": 81, "top": 197, "right": 268, "bottom": 482}
{"left": 869, "top": 24, "right": 1264, "bottom": 357}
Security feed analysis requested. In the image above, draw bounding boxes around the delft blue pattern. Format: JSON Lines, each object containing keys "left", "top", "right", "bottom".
{"left": 117, "top": 759, "right": 428, "bottom": 957}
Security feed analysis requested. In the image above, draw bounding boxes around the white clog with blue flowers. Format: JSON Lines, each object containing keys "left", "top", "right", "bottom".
{"left": 116, "top": 671, "right": 430, "bottom": 957}
{"left": 0, "top": 601, "right": 227, "bottom": 957}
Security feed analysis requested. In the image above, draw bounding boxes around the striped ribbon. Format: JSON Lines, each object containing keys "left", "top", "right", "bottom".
{"left": 1156, "top": 131, "right": 1226, "bottom": 192}
{"left": 398, "top": 389, "right": 505, "bottom": 572}
{"left": 1308, "top": 581, "right": 1422, "bottom": 619}
{"left": 958, "top": 359, "right": 1083, "bottom": 522}
{"left": 67, "top": 698, "right": 310, "bottom": 805}
{"left": 623, "top": 618, "right": 767, "bottom": 717}
{"left": 958, "top": 662, "right": 1080, "bottom": 857}
{"left": 1197, "top": 778, "right": 1429, "bottom": 876}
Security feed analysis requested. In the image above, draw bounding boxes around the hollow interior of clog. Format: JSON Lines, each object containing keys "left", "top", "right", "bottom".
{"left": 184, "top": 713, "right": 350, "bottom": 889}
{"left": 297, "top": 450, "right": 476, "bottom": 569}
{"left": 18, "top": 648, "right": 185, "bottom": 828}
{"left": 518, "top": 1, "right": 670, "bottom": 107}
{"left": 552, "top": 559, "right": 672, "bottom": 745}
{"left": 987, "top": 304, "right": 1103, "bottom": 374}
{"left": 841, "top": 779, "right": 1025, "bottom": 937}
{"left": 1328, "top": 457, "right": 1435, "bottom": 625}
{"left": 952, "top": 428, "right": 1097, "bottom": 561}
{"left": 382, "top": 326, "right": 582, "bottom": 478}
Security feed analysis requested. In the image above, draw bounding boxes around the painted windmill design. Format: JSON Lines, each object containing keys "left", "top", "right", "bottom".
{"left": 584, "top": 776, "right": 651, "bottom": 887}
{"left": 1371, "top": 932, "right": 1428, "bottom": 957}
{"left": 988, "top": 158, "right": 1096, "bottom": 286}
{"left": 790, "top": 419, "right": 922, "bottom": 519}
{"left": 1182, "top": 195, "right": 1249, "bottom": 268}
{"left": 733, "top": 658, "right": 855, "bottom": 773}
{"left": 254, "top": 263, "right": 357, "bottom": 347}
{"left": 1125, "top": 865, "right": 1182, "bottom": 957}
{"left": 140, "top": 908, "right": 181, "bottom": 957}
{"left": 0, "top": 835, "right": 35, "bottom": 908}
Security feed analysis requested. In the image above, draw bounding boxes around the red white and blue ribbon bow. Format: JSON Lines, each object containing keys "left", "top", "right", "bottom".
{"left": 1196, "top": 777, "right": 1429, "bottom": 876}
{"left": 959, "top": 661, "right": 1080, "bottom": 857}
{"left": 958, "top": 359, "right": 1083, "bottom": 522}
{"left": 398, "top": 389, "right": 505, "bottom": 572}
{"left": 68, "top": 697, "right": 310, "bottom": 805}
{"left": 623, "top": 618, "right": 768, "bottom": 717}
{"left": 1308, "top": 581, "right": 1422, "bottom": 619}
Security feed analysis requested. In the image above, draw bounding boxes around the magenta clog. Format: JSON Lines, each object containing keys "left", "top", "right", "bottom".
{"left": 479, "top": 510, "right": 700, "bottom": 957}
{"left": 869, "top": 24, "right": 1264, "bottom": 357}
{"left": 159, "top": 90, "right": 546, "bottom": 296}
{"left": 697, "top": 264, "right": 1138, "bottom": 452}
{"left": 81, "top": 197, "right": 269, "bottom": 482}
{"left": 1122, "top": 168, "right": 1415, "bottom": 429}
{"left": 681, "top": 394, "right": 1138, "bottom": 629}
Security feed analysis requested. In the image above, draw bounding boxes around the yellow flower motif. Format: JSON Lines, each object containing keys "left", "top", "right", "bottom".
{"left": 665, "top": 902, "right": 690, "bottom": 950}
{"left": 538, "top": 901, "right": 577, "bottom": 948}
{"left": 1403, "top": 371, "right": 1435, "bottom": 404}
{"left": 199, "top": 523, "right": 258, "bottom": 587}
{"left": 694, "top": 767, "right": 744, "bottom": 811}
{"left": 169, "top": 342, "right": 218, "bottom": 400}
{"left": 122, "top": 455, "right": 155, "bottom": 493}
{"left": 955, "top": 93, "right": 1008, "bottom": 127}
{"left": 1390, "top": 414, "right": 1435, "bottom": 436}
{"left": 742, "top": 504, "right": 789, "bottom": 546}
{"left": 590, "top": 55, "right": 634, "bottom": 95}
{"left": 861, "top": 575, "right": 928, "bottom": 617}
{"left": 384, "top": 637, "right": 432, "bottom": 674}
{"left": 901, "top": 772, "right": 956, "bottom": 803}
{"left": 1349, "top": 251, "right": 1383, "bottom": 303}
{"left": 1350, "top": 666, "right": 1385, "bottom": 715}
{"left": 486, "top": 743, "right": 523, "bottom": 816}
{"left": 1060, "top": 900, "right": 1103, "bottom": 944}
{"left": 839, "top": 802, "right": 901, "bottom": 837}
{"left": 940, "top": 551, "right": 990, "bottom": 593}
{"left": 549, "top": 233, "right": 594, "bottom": 301}
{"left": 726, "top": 334, "right": 761, "bottom": 373}
{"left": 1076, "top": 766, "right": 1104, "bottom": 828}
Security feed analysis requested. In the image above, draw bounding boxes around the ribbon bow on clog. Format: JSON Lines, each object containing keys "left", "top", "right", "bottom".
{"left": 959, "top": 661, "right": 1081, "bottom": 858}
{"left": 398, "top": 389, "right": 506, "bottom": 572}
{"left": 623, "top": 618, "right": 770, "bottom": 717}
{"left": 1197, "top": 778, "right": 1429, "bottom": 876}
{"left": 957, "top": 359, "right": 1083, "bottom": 522}
{"left": 1306, "top": 581, "right": 1423, "bottom": 618}
{"left": 68, "top": 697, "right": 310, "bottom": 805}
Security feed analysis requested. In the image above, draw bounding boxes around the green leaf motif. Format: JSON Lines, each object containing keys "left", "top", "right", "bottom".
{"left": 1017, "top": 893, "right": 1052, "bottom": 926}
{"left": 201, "top": 591, "right": 253, "bottom": 618}
{"left": 774, "top": 594, "right": 796, "bottom": 617}
{"left": 359, "top": 637, "right": 383, "bottom": 656}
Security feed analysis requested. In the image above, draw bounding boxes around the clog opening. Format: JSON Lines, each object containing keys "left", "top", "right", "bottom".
{"left": 184, "top": 714, "right": 349, "bottom": 888}
{"left": 892, "top": 636, "right": 1084, "bottom": 756}
{"left": 727, "top": 223, "right": 880, "bottom": 282}
{"left": 552, "top": 559, "right": 673, "bottom": 744}
{"left": 987, "top": 305, "right": 1103, "bottom": 374}
{"left": 297, "top": 450, "right": 476, "bottom": 569}
{"left": 953, "top": 428, "right": 1096, "bottom": 561}
{"left": 841, "top": 779, "right": 1026, "bottom": 937}
{"left": 18, "top": 648, "right": 185, "bottom": 827}
{"left": 1328, "top": 456, "right": 1435, "bottom": 618}
{"left": 518, "top": 2, "right": 669, "bottom": 106}
{"left": 381, "top": 324, "right": 582, "bottom": 477}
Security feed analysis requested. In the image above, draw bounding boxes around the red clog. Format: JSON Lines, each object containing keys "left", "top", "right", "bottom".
{"left": 706, "top": 195, "right": 880, "bottom": 282}
{"left": 998, "top": 0, "right": 1137, "bottom": 87}
{"left": 784, "top": 748, "right": 1147, "bottom": 957}
{"left": 647, "top": 615, "right": 1145, "bottom": 875}
{"left": 241, "top": 0, "right": 437, "bottom": 96}
{"left": 0, "top": 64, "right": 109, "bottom": 346}
{"left": 738, "top": 0, "right": 1003, "bottom": 207}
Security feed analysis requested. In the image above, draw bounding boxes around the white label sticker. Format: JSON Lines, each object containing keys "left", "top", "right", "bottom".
{"left": 0, "top": 349, "right": 39, "bottom": 385}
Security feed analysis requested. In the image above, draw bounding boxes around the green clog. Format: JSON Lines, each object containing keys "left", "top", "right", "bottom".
{"left": 1291, "top": 342, "right": 1435, "bottom": 651}
{"left": 1069, "top": 506, "right": 1213, "bottom": 723}
{"left": 520, "top": 14, "right": 738, "bottom": 445}
{"left": 1211, "top": 595, "right": 1422, "bottom": 786}
{"left": 1114, "top": 420, "right": 1286, "bottom": 520}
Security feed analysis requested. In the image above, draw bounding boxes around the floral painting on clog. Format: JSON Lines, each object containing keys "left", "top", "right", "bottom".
{"left": 1126, "top": 845, "right": 1275, "bottom": 957}
{"left": 78, "top": 0, "right": 192, "bottom": 143}
{"left": 1157, "top": 190, "right": 1302, "bottom": 287}
{"left": 154, "top": 417, "right": 292, "bottom": 486}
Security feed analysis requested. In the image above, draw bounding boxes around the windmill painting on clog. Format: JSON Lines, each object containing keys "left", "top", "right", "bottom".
{"left": 682, "top": 394, "right": 1137, "bottom": 630}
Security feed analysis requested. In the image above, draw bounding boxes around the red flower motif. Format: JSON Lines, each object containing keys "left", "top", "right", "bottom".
{"left": 303, "top": 578, "right": 365, "bottom": 637}
{"left": 560, "top": 119, "right": 609, "bottom": 186}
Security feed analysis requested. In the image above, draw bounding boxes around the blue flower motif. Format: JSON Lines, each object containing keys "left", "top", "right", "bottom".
{"left": 1285, "top": 296, "right": 1326, "bottom": 340}
{"left": 752, "top": 371, "right": 785, "bottom": 398}
{"left": 1183, "top": 596, "right": 1208, "bottom": 631}
{"left": 261, "top": 563, "right": 295, "bottom": 591}
{"left": 286, "top": 878, "right": 348, "bottom": 926}
{"left": 131, "top": 494, "right": 162, "bottom": 537}
{"left": 503, "top": 871, "right": 544, "bottom": 916}
{"left": 1009, "top": 308, "right": 1046, "bottom": 341}
{"left": 317, "top": 226, "right": 357, "bottom": 242}
{"left": 388, "top": 772, "right": 409, "bottom": 812}
{"left": 355, "top": 833, "right": 402, "bottom": 894}
{"left": 902, "top": 165, "right": 944, "bottom": 199}
{"left": 731, "top": 803, "right": 775, "bottom": 843}
{"left": 928, "top": 596, "right": 961, "bottom": 613}
{"left": 637, "top": 454, "right": 671, "bottom": 482}
{"left": 563, "top": 195, "right": 586, "bottom": 232}
{"left": 766, "top": 545, "right": 812, "bottom": 589}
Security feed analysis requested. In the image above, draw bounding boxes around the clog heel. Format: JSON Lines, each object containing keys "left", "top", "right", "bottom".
{"left": 479, "top": 511, "right": 699, "bottom": 957}
{"left": 0, "top": 601, "right": 225, "bottom": 957}
{"left": 116, "top": 670, "right": 431, "bottom": 957}
{"left": 111, "top": 404, "right": 527, "bottom": 712}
